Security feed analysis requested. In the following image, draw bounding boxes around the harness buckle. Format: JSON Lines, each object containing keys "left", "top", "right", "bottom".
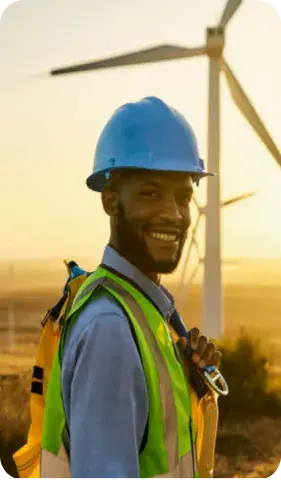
{"left": 203, "top": 365, "right": 229, "bottom": 396}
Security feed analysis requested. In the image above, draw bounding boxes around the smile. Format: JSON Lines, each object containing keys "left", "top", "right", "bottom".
{"left": 148, "top": 232, "right": 179, "bottom": 243}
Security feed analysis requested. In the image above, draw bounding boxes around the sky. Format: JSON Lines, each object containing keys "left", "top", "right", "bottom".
{"left": 0, "top": 0, "right": 281, "bottom": 262}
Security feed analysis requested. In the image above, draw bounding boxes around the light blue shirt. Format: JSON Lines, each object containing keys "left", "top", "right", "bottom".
{"left": 61, "top": 245, "right": 183, "bottom": 478}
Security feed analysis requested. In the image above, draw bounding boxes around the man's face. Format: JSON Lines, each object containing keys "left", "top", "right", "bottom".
{"left": 112, "top": 171, "right": 193, "bottom": 275}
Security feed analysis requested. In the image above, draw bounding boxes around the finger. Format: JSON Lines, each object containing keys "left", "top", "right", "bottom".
{"left": 210, "top": 350, "right": 222, "bottom": 368}
{"left": 196, "top": 335, "right": 208, "bottom": 356}
{"left": 188, "top": 328, "right": 200, "bottom": 350}
{"left": 198, "top": 343, "right": 216, "bottom": 369}
{"left": 192, "top": 335, "right": 208, "bottom": 364}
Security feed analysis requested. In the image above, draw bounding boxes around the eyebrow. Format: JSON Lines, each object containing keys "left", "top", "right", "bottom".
{"left": 138, "top": 180, "right": 193, "bottom": 194}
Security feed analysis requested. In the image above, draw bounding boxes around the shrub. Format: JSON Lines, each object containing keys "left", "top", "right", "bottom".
{"left": 217, "top": 330, "right": 281, "bottom": 421}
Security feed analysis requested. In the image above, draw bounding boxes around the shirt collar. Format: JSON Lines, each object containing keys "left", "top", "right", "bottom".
{"left": 101, "top": 244, "right": 175, "bottom": 320}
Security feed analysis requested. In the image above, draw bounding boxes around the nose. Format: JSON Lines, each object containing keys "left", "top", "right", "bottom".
{"left": 158, "top": 195, "right": 183, "bottom": 223}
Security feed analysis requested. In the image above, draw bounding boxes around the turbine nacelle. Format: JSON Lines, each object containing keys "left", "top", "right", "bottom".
{"left": 206, "top": 28, "right": 225, "bottom": 58}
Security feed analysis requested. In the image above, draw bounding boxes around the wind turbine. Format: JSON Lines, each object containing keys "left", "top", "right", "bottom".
{"left": 177, "top": 191, "right": 255, "bottom": 315}
{"left": 49, "top": 0, "right": 281, "bottom": 338}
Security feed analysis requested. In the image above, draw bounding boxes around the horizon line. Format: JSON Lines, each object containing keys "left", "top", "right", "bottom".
{"left": 1, "top": 256, "right": 281, "bottom": 263}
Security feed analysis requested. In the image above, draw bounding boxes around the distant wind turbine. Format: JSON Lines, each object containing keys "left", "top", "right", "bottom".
{"left": 177, "top": 191, "right": 256, "bottom": 313}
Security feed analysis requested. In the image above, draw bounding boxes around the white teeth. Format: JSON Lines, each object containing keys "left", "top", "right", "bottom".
{"left": 150, "top": 232, "right": 178, "bottom": 242}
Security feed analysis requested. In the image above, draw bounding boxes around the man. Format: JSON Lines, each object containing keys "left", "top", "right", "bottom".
{"left": 60, "top": 96, "right": 222, "bottom": 477}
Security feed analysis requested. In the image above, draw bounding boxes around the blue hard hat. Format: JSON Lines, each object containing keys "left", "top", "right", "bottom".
{"left": 86, "top": 96, "right": 214, "bottom": 192}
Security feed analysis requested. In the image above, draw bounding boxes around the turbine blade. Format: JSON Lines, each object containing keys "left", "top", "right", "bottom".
{"left": 221, "top": 191, "right": 256, "bottom": 207}
{"left": 192, "top": 194, "right": 201, "bottom": 210}
{"left": 187, "top": 261, "right": 200, "bottom": 285}
{"left": 222, "top": 58, "right": 281, "bottom": 168}
{"left": 50, "top": 44, "right": 206, "bottom": 76}
{"left": 178, "top": 216, "right": 201, "bottom": 293}
{"left": 218, "top": 0, "right": 243, "bottom": 29}
{"left": 178, "top": 253, "right": 201, "bottom": 305}
{"left": 193, "top": 236, "right": 201, "bottom": 258}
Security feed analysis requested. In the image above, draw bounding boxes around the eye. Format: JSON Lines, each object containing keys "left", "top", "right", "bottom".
{"left": 140, "top": 189, "right": 160, "bottom": 200}
{"left": 178, "top": 193, "right": 192, "bottom": 206}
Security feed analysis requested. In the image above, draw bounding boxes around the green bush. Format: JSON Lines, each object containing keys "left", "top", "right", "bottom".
{"left": 217, "top": 331, "right": 281, "bottom": 421}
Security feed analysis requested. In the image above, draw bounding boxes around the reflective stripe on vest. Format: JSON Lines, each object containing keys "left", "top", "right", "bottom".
{"left": 41, "top": 268, "right": 198, "bottom": 478}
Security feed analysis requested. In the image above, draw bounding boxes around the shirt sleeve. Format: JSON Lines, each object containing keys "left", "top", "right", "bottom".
{"left": 61, "top": 310, "right": 149, "bottom": 478}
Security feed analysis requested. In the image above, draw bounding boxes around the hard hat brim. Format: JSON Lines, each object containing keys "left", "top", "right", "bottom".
{"left": 86, "top": 164, "right": 215, "bottom": 192}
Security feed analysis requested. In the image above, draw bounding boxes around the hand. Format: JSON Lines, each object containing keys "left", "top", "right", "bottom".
{"left": 177, "top": 328, "right": 222, "bottom": 370}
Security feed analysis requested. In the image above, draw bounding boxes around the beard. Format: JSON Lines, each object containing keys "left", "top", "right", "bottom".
{"left": 114, "top": 202, "right": 187, "bottom": 275}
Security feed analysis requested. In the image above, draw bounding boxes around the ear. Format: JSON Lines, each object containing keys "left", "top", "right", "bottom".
{"left": 101, "top": 189, "right": 118, "bottom": 216}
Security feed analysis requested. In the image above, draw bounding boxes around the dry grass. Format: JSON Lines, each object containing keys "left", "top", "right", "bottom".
{"left": 214, "top": 417, "right": 281, "bottom": 478}
{"left": 0, "top": 370, "right": 31, "bottom": 477}
{"left": 0, "top": 370, "right": 31, "bottom": 437}
{"left": 0, "top": 333, "right": 39, "bottom": 375}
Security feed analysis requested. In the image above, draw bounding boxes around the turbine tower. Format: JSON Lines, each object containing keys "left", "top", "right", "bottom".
{"left": 49, "top": 0, "right": 281, "bottom": 338}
